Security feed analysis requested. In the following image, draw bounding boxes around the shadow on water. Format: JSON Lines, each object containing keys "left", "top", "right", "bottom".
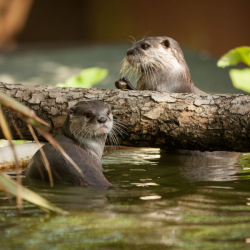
{"left": 1, "top": 147, "right": 250, "bottom": 249}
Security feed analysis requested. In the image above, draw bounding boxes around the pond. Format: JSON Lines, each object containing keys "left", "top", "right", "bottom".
{"left": 1, "top": 147, "right": 250, "bottom": 249}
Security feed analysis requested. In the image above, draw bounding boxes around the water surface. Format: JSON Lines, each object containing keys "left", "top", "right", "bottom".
{"left": 1, "top": 148, "right": 250, "bottom": 250}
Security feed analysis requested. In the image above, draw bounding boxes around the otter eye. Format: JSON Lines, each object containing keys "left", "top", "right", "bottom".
{"left": 85, "top": 112, "right": 92, "bottom": 118}
{"left": 141, "top": 43, "right": 150, "bottom": 50}
{"left": 107, "top": 110, "right": 110, "bottom": 115}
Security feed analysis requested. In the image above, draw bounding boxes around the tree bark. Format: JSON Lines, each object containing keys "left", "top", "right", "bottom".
{"left": 0, "top": 81, "right": 250, "bottom": 152}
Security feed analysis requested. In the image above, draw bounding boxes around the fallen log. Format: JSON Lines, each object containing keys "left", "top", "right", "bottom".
{"left": 0, "top": 82, "right": 250, "bottom": 152}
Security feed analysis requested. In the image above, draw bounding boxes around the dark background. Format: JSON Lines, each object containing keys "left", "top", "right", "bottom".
{"left": 1, "top": 0, "right": 249, "bottom": 55}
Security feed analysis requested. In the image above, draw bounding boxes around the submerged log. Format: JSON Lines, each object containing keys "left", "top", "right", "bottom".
{"left": 0, "top": 82, "right": 250, "bottom": 152}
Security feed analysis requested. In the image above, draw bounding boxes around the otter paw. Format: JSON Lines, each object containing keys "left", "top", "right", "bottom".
{"left": 115, "top": 78, "right": 129, "bottom": 89}
{"left": 121, "top": 77, "right": 136, "bottom": 90}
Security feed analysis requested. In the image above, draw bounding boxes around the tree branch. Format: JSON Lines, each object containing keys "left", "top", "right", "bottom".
{"left": 1, "top": 82, "right": 249, "bottom": 152}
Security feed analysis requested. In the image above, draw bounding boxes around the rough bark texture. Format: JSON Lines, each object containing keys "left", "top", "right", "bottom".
{"left": 0, "top": 82, "right": 250, "bottom": 152}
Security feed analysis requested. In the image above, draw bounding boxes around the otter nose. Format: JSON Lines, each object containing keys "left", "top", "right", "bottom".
{"left": 98, "top": 117, "right": 107, "bottom": 123}
{"left": 126, "top": 49, "right": 134, "bottom": 56}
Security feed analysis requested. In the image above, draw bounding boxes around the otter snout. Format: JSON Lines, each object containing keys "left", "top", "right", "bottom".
{"left": 127, "top": 49, "right": 134, "bottom": 56}
{"left": 98, "top": 117, "right": 107, "bottom": 123}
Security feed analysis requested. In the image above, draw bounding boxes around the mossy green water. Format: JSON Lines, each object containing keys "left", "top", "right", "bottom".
{"left": 1, "top": 148, "right": 250, "bottom": 250}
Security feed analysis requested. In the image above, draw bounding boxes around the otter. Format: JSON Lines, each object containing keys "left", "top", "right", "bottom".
{"left": 115, "top": 36, "right": 205, "bottom": 94}
{"left": 25, "top": 101, "right": 113, "bottom": 187}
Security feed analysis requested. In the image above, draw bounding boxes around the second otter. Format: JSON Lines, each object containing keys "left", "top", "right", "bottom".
{"left": 25, "top": 101, "right": 113, "bottom": 187}
{"left": 116, "top": 36, "right": 205, "bottom": 94}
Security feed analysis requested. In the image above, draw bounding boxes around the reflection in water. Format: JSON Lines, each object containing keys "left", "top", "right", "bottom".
{"left": 131, "top": 182, "right": 159, "bottom": 187}
{"left": 1, "top": 147, "right": 250, "bottom": 250}
{"left": 140, "top": 195, "right": 162, "bottom": 200}
{"left": 103, "top": 147, "right": 161, "bottom": 165}
{"left": 167, "top": 151, "right": 241, "bottom": 183}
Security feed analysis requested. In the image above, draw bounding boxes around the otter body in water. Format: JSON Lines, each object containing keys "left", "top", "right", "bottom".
{"left": 25, "top": 101, "right": 113, "bottom": 187}
{"left": 116, "top": 36, "right": 205, "bottom": 94}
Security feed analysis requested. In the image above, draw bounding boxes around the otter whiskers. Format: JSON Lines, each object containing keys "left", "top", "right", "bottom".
{"left": 106, "top": 121, "right": 129, "bottom": 151}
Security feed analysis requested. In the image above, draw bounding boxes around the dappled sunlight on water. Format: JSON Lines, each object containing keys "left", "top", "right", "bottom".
{"left": 103, "top": 147, "right": 161, "bottom": 166}
{"left": 1, "top": 147, "right": 250, "bottom": 249}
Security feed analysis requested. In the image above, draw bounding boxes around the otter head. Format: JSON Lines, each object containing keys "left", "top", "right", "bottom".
{"left": 123, "top": 36, "right": 192, "bottom": 86}
{"left": 63, "top": 101, "right": 113, "bottom": 145}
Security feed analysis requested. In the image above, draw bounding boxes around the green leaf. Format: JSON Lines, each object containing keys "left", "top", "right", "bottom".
{"left": 56, "top": 67, "right": 108, "bottom": 89}
{"left": 229, "top": 68, "right": 250, "bottom": 93}
{"left": 217, "top": 46, "right": 250, "bottom": 68}
{"left": 12, "top": 140, "right": 28, "bottom": 145}
{"left": 0, "top": 173, "right": 68, "bottom": 215}
{"left": 79, "top": 67, "right": 108, "bottom": 86}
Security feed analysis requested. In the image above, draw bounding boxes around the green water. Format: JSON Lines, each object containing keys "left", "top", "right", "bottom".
{"left": 1, "top": 148, "right": 250, "bottom": 249}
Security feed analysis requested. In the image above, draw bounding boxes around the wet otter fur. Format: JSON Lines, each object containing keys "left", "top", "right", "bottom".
{"left": 25, "top": 101, "right": 113, "bottom": 187}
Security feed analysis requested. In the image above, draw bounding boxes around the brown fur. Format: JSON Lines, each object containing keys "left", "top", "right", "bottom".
{"left": 120, "top": 36, "right": 205, "bottom": 94}
{"left": 25, "top": 101, "right": 113, "bottom": 187}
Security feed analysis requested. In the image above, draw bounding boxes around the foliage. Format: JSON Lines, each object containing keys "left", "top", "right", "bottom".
{"left": 56, "top": 67, "right": 108, "bottom": 88}
{"left": 0, "top": 91, "right": 49, "bottom": 127}
{"left": 217, "top": 46, "right": 250, "bottom": 93}
{"left": 12, "top": 140, "right": 28, "bottom": 145}
{"left": 229, "top": 68, "right": 250, "bottom": 93}
{"left": 0, "top": 91, "right": 69, "bottom": 214}
{"left": 217, "top": 47, "right": 250, "bottom": 68}
{"left": 0, "top": 173, "right": 67, "bottom": 215}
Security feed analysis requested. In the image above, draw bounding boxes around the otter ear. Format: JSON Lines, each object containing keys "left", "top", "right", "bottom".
{"left": 161, "top": 39, "right": 170, "bottom": 49}
{"left": 67, "top": 106, "right": 76, "bottom": 116}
